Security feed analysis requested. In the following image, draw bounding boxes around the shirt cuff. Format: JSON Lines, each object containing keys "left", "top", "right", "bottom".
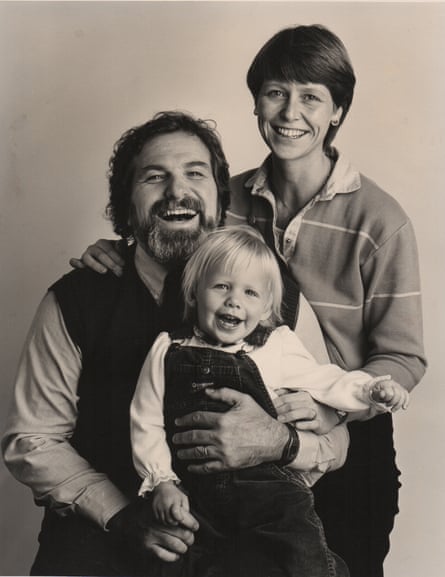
{"left": 138, "top": 469, "right": 180, "bottom": 497}
{"left": 74, "top": 479, "right": 131, "bottom": 530}
{"left": 288, "top": 430, "right": 335, "bottom": 472}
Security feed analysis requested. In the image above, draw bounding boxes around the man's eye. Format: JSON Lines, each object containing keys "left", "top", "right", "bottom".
{"left": 144, "top": 173, "right": 165, "bottom": 182}
{"left": 267, "top": 89, "right": 286, "bottom": 98}
{"left": 187, "top": 171, "right": 205, "bottom": 179}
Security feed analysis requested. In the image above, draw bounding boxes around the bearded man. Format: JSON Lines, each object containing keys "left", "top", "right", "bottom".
{"left": 3, "top": 112, "right": 348, "bottom": 576}
{"left": 2, "top": 112, "right": 229, "bottom": 576}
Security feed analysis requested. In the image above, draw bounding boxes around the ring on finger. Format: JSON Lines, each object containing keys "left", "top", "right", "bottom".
{"left": 197, "top": 445, "right": 209, "bottom": 457}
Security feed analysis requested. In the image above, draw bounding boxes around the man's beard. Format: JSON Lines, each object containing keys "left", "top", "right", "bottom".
{"left": 133, "top": 198, "right": 216, "bottom": 266}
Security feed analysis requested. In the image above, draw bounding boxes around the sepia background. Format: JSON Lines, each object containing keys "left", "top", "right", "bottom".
{"left": 1, "top": 2, "right": 444, "bottom": 575}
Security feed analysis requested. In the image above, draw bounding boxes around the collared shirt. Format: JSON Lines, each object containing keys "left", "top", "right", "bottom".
{"left": 227, "top": 151, "right": 426, "bottom": 389}
{"left": 239, "top": 152, "right": 361, "bottom": 263}
{"left": 2, "top": 246, "right": 350, "bottom": 529}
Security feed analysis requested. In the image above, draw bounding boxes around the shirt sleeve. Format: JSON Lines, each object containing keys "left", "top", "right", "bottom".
{"left": 267, "top": 326, "right": 390, "bottom": 412}
{"left": 290, "top": 424, "right": 350, "bottom": 486}
{"left": 361, "top": 219, "right": 426, "bottom": 390}
{"left": 130, "top": 332, "right": 179, "bottom": 495}
{"left": 1, "top": 291, "right": 130, "bottom": 529}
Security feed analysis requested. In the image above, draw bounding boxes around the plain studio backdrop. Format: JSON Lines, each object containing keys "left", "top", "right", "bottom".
{"left": 0, "top": 2, "right": 444, "bottom": 575}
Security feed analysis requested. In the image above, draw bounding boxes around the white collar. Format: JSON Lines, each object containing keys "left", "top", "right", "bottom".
{"left": 245, "top": 149, "right": 361, "bottom": 201}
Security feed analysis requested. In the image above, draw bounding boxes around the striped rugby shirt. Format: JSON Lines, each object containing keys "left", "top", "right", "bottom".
{"left": 226, "top": 151, "right": 426, "bottom": 390}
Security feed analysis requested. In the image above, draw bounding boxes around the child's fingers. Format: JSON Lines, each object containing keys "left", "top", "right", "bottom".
{"left": 181, "top": 495, "right": 190, "bottom": 512}
{"left": 171, "top": 504, "right": 185, "bottom": 524}
{"left": 402, "top": 391, "right": 410, "bottom": 409}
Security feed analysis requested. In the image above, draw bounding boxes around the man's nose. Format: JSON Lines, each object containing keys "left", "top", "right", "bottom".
{"left": 165, "top": 176, "right": 187, "bottom": 200}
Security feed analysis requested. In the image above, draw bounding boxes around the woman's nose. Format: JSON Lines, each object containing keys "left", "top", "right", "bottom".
{"left": 281, "top": 93, "right": 301, "bottom": 122}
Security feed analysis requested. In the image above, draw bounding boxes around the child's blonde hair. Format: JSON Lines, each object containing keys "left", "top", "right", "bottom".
{"left": 182, "top": 225, "right": 283, "bottom": 328}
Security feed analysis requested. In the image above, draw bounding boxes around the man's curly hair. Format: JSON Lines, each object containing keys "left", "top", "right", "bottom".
{"left": 106, "top": 111, "right": 231, "bottom": 240}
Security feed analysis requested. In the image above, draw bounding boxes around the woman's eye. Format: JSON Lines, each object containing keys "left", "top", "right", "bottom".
{"left": 303, "top": 93, "right": 321, "bottom": 102}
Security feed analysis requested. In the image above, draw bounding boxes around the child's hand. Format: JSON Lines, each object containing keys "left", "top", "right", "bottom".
{"left": 369, "top": 378, "right": 410, "bottom": 412}
{"left": 152, "top": 481, "right": 190, "bottom": 526}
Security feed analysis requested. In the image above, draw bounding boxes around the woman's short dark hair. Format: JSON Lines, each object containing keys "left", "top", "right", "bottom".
{"left": 247, "top": 25, "right": 356, "bottom": 150}
{"left": 106, "top": 111, "right": 231, "bottom": 239}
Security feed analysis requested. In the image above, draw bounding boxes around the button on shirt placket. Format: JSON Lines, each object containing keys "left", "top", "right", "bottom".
{"left": 254, "top": 182, "right": 321, "bottom": 263}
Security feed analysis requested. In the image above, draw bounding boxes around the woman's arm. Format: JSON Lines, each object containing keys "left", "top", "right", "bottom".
{"left": 69, "top": 238, "right": 126, "bottom": 276}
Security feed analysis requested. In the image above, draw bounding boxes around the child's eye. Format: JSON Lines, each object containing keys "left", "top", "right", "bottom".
{"left": 214, "top": 283, "right": 229, "bottom": 291}
{"left": 245, "top": 289, "right": 260, "bottom": 298}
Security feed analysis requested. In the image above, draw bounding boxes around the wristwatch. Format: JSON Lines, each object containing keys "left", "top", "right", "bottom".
{"left": 277, "top": 423, "right": 300, "bottom": 466}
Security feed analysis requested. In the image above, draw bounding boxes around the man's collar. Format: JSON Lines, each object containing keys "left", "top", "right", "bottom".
{"left": 134, "top": 244, "right": 168, "bottom": 304}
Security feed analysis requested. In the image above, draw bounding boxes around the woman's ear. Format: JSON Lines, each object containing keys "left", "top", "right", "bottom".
{"left": 331, "top": 106, "right": 343, "bottom": 126}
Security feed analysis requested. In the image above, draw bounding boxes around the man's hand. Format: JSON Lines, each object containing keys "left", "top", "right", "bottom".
{"left": 69, "top": 238, "right": 125, "bottom": 277}
{"left": 173, "top": 388, "right": 289, "bottom": 474}
{"left": 107, "top": 499, "right": 199, "bottom": 563}
{"left": 274, "top": 389, "right": 339, "bottom": 435}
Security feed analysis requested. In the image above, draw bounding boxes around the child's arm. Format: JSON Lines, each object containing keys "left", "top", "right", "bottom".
{"left": 152, "top": 481, "right": 190, "bottom": 526}
{"left": 130, "top": 332, "right": 180, "bottom": 496}
{"left": 266, "top": 326, "right": 410, "bottom": 414}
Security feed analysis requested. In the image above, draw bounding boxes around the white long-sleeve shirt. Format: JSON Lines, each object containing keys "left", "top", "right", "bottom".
{"left": 131, "top": 326, "right": 388, "bottom": 494}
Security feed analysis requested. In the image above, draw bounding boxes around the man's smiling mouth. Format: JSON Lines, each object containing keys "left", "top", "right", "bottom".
{"left": 160, "top": 208, "right": 198, "bottom": 222}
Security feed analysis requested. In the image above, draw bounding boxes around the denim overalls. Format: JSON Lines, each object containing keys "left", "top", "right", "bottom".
{"left": 160, "top": 336, "right": 349, "bottom": 577}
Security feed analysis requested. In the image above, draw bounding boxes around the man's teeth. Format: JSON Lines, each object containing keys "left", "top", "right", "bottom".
{"left": 162, "top": 209, "right": 197, "bottom": 221}
{"left": 275, "top": 127, "right": 306, "bottom": 139}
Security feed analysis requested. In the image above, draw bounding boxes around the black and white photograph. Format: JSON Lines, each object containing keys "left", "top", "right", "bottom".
{"left": 1, "top": 2, "right": 444, "bottom": 576}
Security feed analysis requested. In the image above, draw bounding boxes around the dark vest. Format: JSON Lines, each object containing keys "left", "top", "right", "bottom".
{"left": 50, "top": 248, "right": 178, "bottom": 498}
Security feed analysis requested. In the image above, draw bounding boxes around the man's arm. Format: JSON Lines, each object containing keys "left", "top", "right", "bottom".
{"left": 172, "top": 387, "right": 349, "bottom": 476}
{"left": 2, "top": 292, "right": 129, "bottom": 528}
{"left": 2, "top": 292, "right": 198, "bottom": 559}
{"left": 173, "top": 388, "right": 289, "bottom": 473}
